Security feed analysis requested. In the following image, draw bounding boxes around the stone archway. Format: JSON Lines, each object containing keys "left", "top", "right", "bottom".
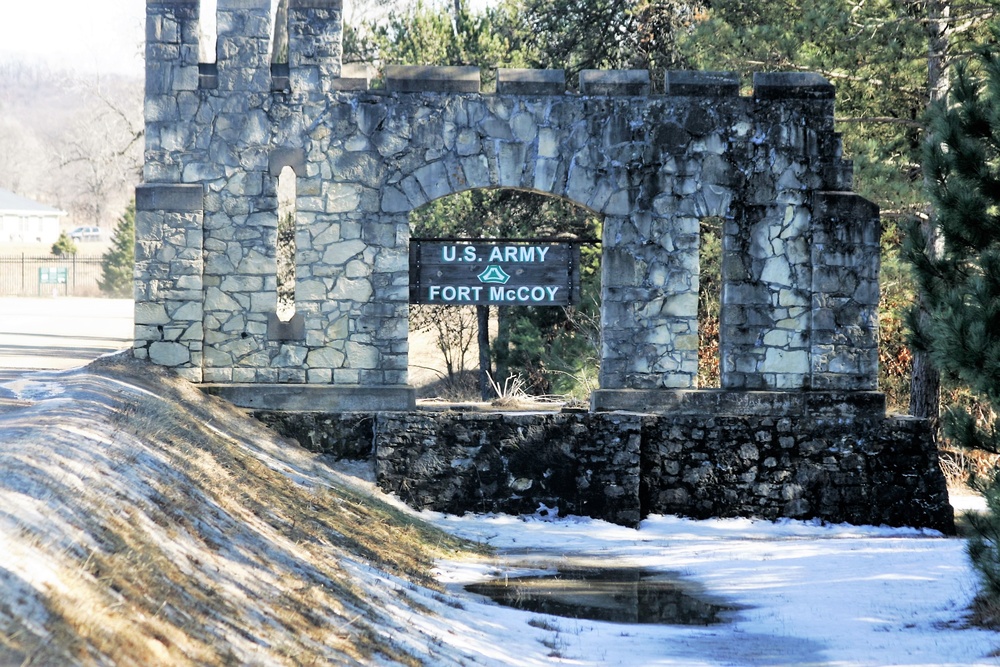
{"left": 135, "top": 0, "right": 878, "bottom": 413}
{"left": 405, "top": 187, "right": 603, "bottom": 400}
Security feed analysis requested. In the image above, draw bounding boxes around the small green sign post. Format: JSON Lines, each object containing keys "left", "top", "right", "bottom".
{"left": 38, "top": 267, "right": 68, "bottom": 296}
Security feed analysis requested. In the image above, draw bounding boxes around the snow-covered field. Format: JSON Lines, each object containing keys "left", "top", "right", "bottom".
{"left": 419, "top": 510, "right": 1000, "bottom": 666}
{"left": 1, "top": 359, "right": 999, "bottom": 666}
{"left": 329, "top": 467, "right": 1000, "bottom": 666}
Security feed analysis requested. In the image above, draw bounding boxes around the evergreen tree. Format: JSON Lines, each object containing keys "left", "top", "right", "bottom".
{"left": 51, "top": 231, "right": 77, "bottom": 257}
{"left": 910, "top": 39, "right": 1000, "bottom": 450}
{"left": 98, "top": 201, "right": 135, "bottom": 298}
{"left": 908, "top": 35, "right": 1000, "bottom": 625}
{"left": 352, "top": 0, "right": 533, "bottom": 82}
{"left": 520, "top": 0, "right": 704, "bottom": 88}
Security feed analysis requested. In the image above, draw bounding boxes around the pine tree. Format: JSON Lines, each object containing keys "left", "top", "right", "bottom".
{"left": 98, "top": 201, "right": 135, "bottom": 298}
{"left": 908, "top": 35, "right": 1000, "bottom": 625}
{"left": 51, "top": 231, "right": 77, "bottom": 257}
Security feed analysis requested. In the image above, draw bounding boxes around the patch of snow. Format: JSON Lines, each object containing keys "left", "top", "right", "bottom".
{"left": 951, "top": 487, "right": 988, "bottom": 514}
{"left": 418, "top": 511, "right": 1000, "bottom": 666}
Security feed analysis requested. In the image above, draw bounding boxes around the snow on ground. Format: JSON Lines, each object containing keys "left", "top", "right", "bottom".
{"left": 331, "top": 472, "right": 1000, "bottom": 666}
{"left": 2, "top": 363, "right": 1000, "bottom": 666}
{"left": 416, "top": 512, "right": 996, "bottom": 666}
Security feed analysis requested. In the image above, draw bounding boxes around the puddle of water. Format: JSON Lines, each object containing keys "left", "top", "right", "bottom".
{"left": 466, "top": 567, "right": 737, "bottom": 625}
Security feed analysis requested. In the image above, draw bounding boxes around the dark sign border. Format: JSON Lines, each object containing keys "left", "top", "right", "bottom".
{"left": 410, "top": 239, "right": 586, "bottom": 306}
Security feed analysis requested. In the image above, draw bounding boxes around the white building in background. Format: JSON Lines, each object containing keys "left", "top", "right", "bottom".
{"left": 0, "top": 189, "right": 67, "bottom": 245}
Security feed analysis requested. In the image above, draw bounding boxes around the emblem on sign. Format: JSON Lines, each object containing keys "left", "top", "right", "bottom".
{"left": 477, "top": 265, "right": 511, "bottom": 285}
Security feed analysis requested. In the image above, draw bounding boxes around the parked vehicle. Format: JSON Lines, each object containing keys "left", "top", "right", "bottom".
{"left": 69, "top": 226, "right": 101, "bottom": 242}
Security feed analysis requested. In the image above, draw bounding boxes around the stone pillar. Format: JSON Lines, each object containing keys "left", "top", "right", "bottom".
{"left": 721, "top": 203, "right": 813, "bottom": 390}
{"left": 144, "top": 0, "right": 201, "bottom": 183}
{"left": 288, "top": 0, "right": 343, "bottom": 92}
{"left": 720, "top": 73, "right": 838, "bottom": 391}
{"left": 216, "top": 0, "right": 273, "bottom": 93}
{"left": 599, "top": 213, "right": 700, "bottom": 392}
{"left": 134, "top": 184, "right": 205, "bottom": 383}
{"left": 198, "top": 0, "right": 277, "bottom": 385}
{"left": 810, "top": 192, "right": 881, "bottom": 390}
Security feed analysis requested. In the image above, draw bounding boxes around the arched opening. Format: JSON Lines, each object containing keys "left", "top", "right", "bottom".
{"left": 275, "top": 165, "right": 297, "bottom": 322}
{"left": 408, "top": 189, "right": 601, "bottom": 403}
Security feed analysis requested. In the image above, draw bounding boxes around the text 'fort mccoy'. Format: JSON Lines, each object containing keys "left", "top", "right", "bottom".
{"left": 410, "top": 242, "right": 578, "bottom": 307}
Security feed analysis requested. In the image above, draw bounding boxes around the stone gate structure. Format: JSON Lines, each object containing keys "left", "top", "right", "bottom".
{"left": 135, "top": 0, "right": 953, "bottom": 531}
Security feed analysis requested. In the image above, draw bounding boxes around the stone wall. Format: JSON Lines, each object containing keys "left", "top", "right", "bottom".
{"left": 138, "top": 1, "right": 948, "bottom": 533}
{"left": 257, "top": 405, "right": 954, "bottom": 533}
{"left": 138, "top": 0, "right": 880, "bottom": 411}
{"left": 640, "top": 413, "right": 949, "bottom": 528}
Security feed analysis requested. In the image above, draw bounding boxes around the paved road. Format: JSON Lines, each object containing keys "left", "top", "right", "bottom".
{"left": 0, "top": 297, "right": 133, "bottom": 382}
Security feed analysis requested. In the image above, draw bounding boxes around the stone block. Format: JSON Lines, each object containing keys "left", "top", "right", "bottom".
{"left": 763, "top": 348, "right": 808, "bottom": 375}
{"left": 198, "top": 62, "right": 219, "bottom": 89}
{"left": 174, "top": 65, "right": 200, "bottom": 91}
{"left": 579, "top": 69, "right": 650, "bottom": 96}
{"left": 268, "top": 147, "right": 307, "bottom": 177}
{"left": 149, "top": 341, "right": 192, "bottom": 366}
{"left": 664, "top": 70, "right": 740, "bottom": 96}
{"left": 753, "top": 72, "right": 835, "bottom": 100}
{"left": 267, "top": 312, "right": 306, "bottom": 341}
{"left": 135, "top": 302, "right": 171, "bottom": 326}
{"left": 270, "top": 63, "right": 290, "bottom": 92}
{"left": 330, "top": 63, "right": 371, "bottom": 91}
{"left": 385, "top": 65, "right": 481, "bottom": 93}
{"left": 202, "top": 384, "right": 416, "bottom": 411}
{"left": 218, "top": 0, "right": 270, "bottom": 9}
{"left": 288, "top": 0, "right": 343, "bottom": 7}
{"left": 496, "top": 69, "right": 566, "bottom": 95}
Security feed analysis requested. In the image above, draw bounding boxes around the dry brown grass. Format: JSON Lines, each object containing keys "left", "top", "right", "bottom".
{"left": 0, "top": 353, "right": 485, "bottom": 666}
{"left": 940, "top": 446, "right": 1000, "bottom": 488}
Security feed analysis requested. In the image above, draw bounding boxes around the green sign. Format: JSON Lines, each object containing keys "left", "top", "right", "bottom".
{"left": 410, "top": 241, "right": 580, "bottom": 306}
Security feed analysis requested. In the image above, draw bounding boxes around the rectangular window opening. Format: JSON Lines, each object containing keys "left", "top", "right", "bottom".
{"left": 276, "top": 165, "right": 297, "bottom": 322}
{"left": 199, "top": 0, "right": 218, "bottom": 64}
{"left": 698, "top": 217, "right": 723, "bottom": 389}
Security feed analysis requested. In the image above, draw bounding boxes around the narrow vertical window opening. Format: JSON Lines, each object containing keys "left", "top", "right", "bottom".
{"left": 276, "top": 166, "right": 297, "bottom": 322}
{"left": 698, "top": 217, "right": 723, "bottom": 388}
{"left": 270, "top": 0, "right": 290, "bottom": 90}
{"left": 199, "top": 0, "right": 218, "bottom": 64}
{"left": 272, "top": 0, "right": 289, "bottom": 65}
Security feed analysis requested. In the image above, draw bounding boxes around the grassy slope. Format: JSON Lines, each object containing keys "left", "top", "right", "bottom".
{"left": 0, "top": 354, "right": 483, "bottom": 666}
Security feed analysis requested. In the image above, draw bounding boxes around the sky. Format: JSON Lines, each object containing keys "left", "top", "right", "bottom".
{"left": 0, "top": 0, "right": 495, "bottom": 78}
{"left": 0, "top": 1, "right": 146, "bottom": 76}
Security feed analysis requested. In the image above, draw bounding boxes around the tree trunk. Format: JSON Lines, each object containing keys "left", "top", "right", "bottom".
{"left": 477, "top": 305, "right": 491, "bottom": 400}
{"left": 910, "top": 0, "right": 950, "bottom": 426}
{"left": 451, "top": 0, "right": 463, "bottom": 37}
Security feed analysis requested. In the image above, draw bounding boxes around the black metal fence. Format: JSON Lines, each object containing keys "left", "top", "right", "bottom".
{"left": 0, "top": 255, "right": 106, "bottom": 297}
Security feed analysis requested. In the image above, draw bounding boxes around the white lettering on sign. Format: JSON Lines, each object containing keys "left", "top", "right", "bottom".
{"left": 441, "top": 245, "right": 478, "bottom": 262}
{"left": 414, "top": 241, "right": 573, "bottom": 306}
{"left": 488, "top": 286, "right": 562, "bottom": 302}
{"left": 486, "top": 246, "right": 551, "bottom": 263}
{"left": 428, "top": 285, "right": 484, "bottom": 302}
